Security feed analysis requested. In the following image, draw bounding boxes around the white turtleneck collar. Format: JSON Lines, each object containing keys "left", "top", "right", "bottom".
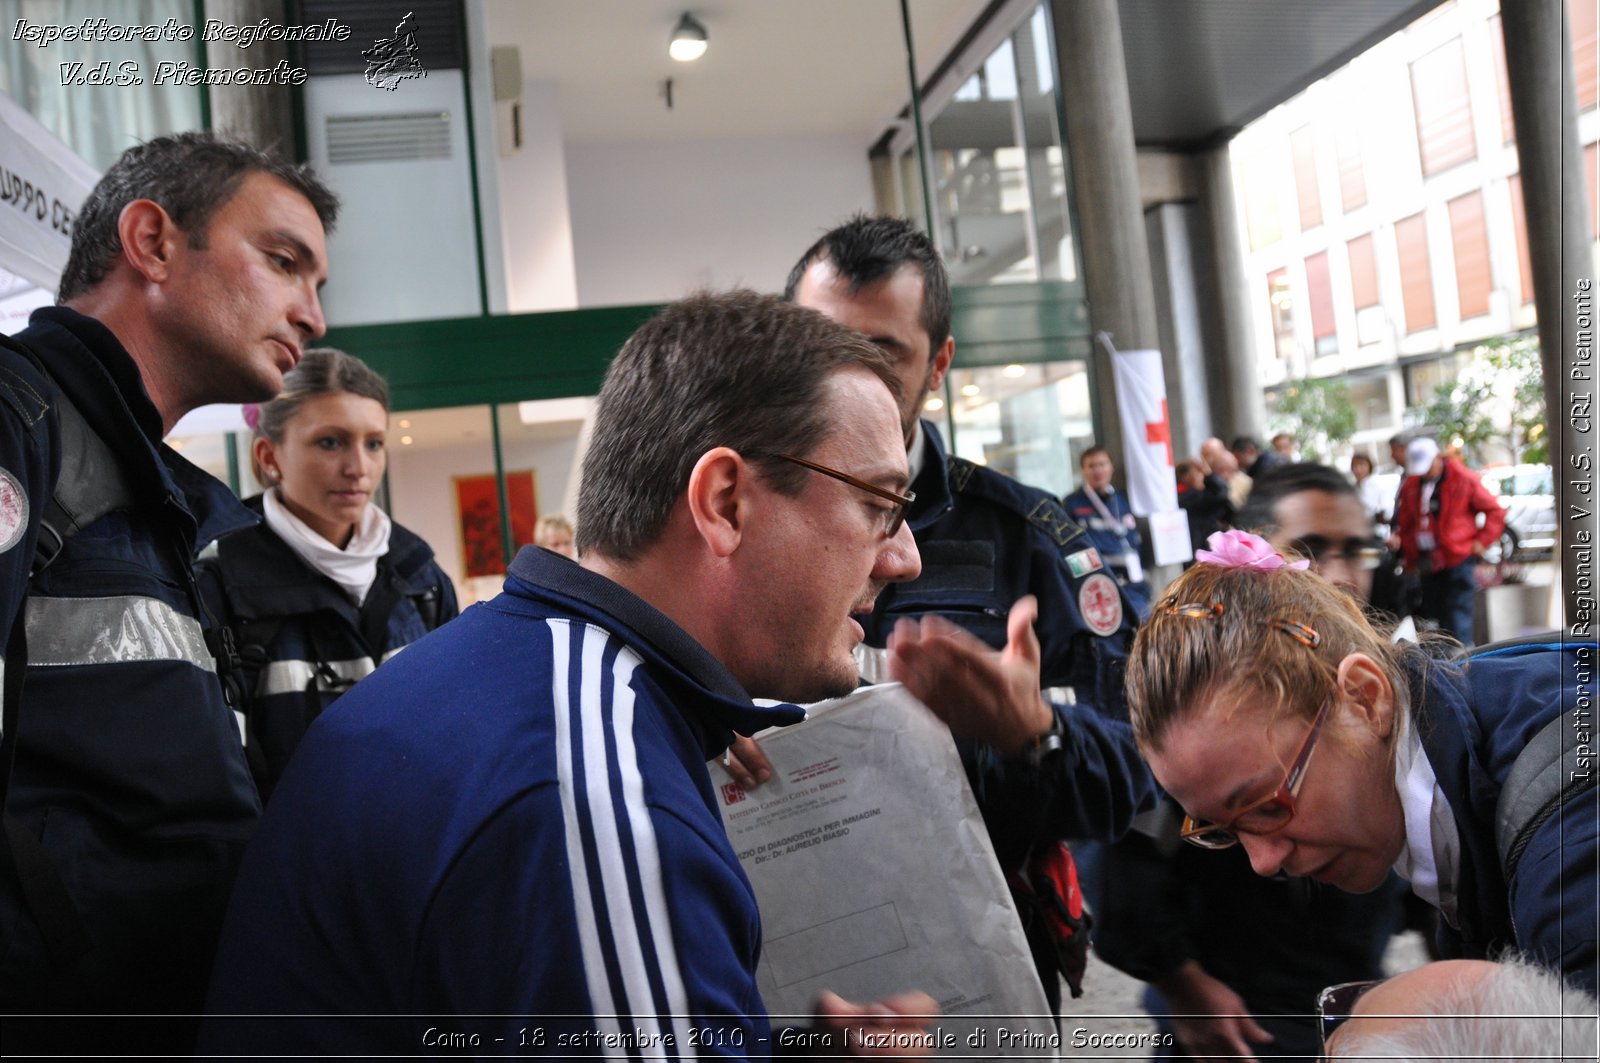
{"left": 262, "top": 487, "right": 393, "bottom": 605}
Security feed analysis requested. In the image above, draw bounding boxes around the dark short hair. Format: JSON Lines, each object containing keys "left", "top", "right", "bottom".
{"left": 1230, "top": 435, "right": 1261, "bottom": 453}
{"left": 783, "top": 214, "right": 951, "bottom": 353}
{"left": 1080, "top": 445, "right": 1110, "bottom": 466}
{"left": 578, "top": 290, "right": 900, "bottom": 560}
{"left": 1236, "top": 461, "right": 1360, "bottom": 536}
{"left": 1175, "top": 459, "right": 1199, "bottom": 480}
{"left": 58, "top": 131, "right": 339, "bottom": 302}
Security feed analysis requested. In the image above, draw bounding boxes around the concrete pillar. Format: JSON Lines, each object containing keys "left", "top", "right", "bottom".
{"left": 1501, "top": 0, "right": 1595, "bottom": 630}
{"left": 1195, "top": 145, "right": 1266, "bottom": 441}
{"left": 204, "top": 0, "right": 297, "bottom": 156}
{"left": 1048, "top": 0, "right": 1162, "bottom": 466}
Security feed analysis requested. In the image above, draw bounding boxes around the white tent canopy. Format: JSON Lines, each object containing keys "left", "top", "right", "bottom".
{"left": 0, "top": 90, "right": 99, "bottom": 293}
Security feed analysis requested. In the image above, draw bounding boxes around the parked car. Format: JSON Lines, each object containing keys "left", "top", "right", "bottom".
{"left": 1480, "top": 464, "right": 1556, "bottom": 561}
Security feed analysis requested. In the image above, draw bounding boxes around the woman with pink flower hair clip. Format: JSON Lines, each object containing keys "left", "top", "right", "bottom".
{"left": 1125, "top": 530, "right": 1597, "bottom": 994}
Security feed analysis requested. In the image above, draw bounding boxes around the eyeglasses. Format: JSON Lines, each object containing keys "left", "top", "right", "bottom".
{"left": 776, "top": 454, "right": 915, "bottom": 538}
{"left": 1291, "top": 535, "right": 1385, "bottom": 572}
{"left": 1318, "top": 978, "right": 1385, "bottom": 1052}
{"left": 1179, "top": 693, "right": 1334, "bottom": 849}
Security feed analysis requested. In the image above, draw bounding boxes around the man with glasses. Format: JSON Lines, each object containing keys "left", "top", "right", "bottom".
{"left": 203, "top": 292, "right": 938, "bottom": 1053}
{"left": 1082, "top": 462, "right": 1408, "bottom": 1063}
{"left": 722, "top": 215, "right": 1156, "bottom": 1015}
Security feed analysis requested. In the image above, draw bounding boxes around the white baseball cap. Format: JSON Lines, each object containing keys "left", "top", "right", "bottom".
{"left": 1405, "top": 437, "right": 1440, "bottom": 475}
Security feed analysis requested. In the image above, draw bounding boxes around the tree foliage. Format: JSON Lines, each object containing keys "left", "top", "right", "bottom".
{"left": 1270, "top": 378, "right": 1358, "bottom": 463}
{"left": 1416, "top": 336, "right": 1546, "bottom": 464}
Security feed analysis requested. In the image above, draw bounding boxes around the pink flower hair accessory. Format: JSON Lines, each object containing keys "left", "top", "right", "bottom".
{"left": 241, "top": 403, "right": 261, "bottom": 431}
{"left": 1194, "top": 529, "right": 1310, "bottom": 571}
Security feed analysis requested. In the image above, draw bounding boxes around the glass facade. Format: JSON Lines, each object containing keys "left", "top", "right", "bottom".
{"left": 11, "top": 0, "right": 1098, "bottom": 555}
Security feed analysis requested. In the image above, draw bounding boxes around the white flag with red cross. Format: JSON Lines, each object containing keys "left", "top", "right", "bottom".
{"left": 1103, "top": 337, "right": 1178, "bottom": 517}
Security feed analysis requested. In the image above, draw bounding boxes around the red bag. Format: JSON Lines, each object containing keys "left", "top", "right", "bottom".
{"left": 1007, "top": 840, "right": 1093, "bottom": 999}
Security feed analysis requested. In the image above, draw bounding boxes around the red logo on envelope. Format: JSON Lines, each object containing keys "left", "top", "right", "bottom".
{"left": 721, "top": 783, "right": 746, "bottom": 805}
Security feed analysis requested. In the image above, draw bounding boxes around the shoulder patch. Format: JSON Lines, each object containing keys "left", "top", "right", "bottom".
{"left": 1065, "top": 547, "right": 1104, "bottom": 577}
{"left": 0, "top": 467, "right": 28, "bottom": 553}
{"left": 1026, "top": 498, "right": 1084, "bottom": 548}
{"left": 947, "top": 456, "right": 977, "bottom": 494}
{"left": 1078, "top": 572, "right": 1124, "bottom": 637}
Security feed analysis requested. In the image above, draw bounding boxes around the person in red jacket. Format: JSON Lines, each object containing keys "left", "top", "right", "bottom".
{"left": 1391, "top": 437, "right": 1506, "bottom": 644}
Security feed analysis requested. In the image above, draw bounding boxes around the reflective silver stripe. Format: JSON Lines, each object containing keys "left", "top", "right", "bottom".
{"left": 258, "top": 656, "right": 376, "bottom": 697}
{"left": 26, "top": 595, "right": 215, "bottom": 671}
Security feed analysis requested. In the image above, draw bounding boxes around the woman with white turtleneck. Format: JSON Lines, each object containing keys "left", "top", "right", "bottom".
{"left": 199, "top": 349, "right": 458, "bottom": 799}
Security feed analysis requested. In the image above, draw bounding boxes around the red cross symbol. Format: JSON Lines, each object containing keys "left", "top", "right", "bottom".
{"left": 1146, "top": 398, "right": 1173, "bottom": 467}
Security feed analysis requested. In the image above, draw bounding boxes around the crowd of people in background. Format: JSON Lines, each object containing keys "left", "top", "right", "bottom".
{"left": 0, "top": 131, "right": 1592, "bottom": 1061}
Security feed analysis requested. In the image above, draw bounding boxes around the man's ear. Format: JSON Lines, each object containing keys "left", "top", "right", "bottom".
{"left": 685, "top": 447, "right": 746, "bottom": 558}
{"left": 116, "top": 199, "right": 184, "bottom": 283}
{"left": 1336, "top": 652, "right": 1395, "bottom": 741}
{"left": 927, "top": 336, "right": 955, "bottom": 394}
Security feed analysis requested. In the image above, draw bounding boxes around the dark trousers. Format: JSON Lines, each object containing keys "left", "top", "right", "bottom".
{"left": 1420, "top": 559, "right": 1477, "bottom": 645}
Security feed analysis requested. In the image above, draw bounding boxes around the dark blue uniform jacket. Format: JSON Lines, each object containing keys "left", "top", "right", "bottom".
{"left": 0, "top": 307, "right": 259, "bottom": 1019}
{"left": 197, "top": 495, "right": 459, "bottom": 799}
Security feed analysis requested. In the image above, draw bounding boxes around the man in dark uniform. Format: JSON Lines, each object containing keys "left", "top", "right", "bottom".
{"left": 728, "top": 215, "right": 1155, "bottom": 1014}
{"left": 1063, "top": 445, "right": 1152, "bottom": 616}
{"left": 0, "top": 133, "right": 337, "bottom": 1051}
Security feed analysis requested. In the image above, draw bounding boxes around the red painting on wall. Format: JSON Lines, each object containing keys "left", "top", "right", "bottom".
{"left": 454, "top": 471, "right": 538, "bottom": 578}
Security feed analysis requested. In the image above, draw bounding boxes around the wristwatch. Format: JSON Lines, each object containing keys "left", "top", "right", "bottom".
{"left": 1024, "top": 706, "right": 1065, "bottom": 765}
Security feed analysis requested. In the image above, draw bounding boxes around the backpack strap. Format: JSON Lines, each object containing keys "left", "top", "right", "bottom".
{"left": 0, "top": 334, "right": 117, "bottom": 969}
{"left": 19, "top": 361, "right": 134, "bottom": 578}
{"left": 1494, "top": 710, "right": 1595, "bottom": 883}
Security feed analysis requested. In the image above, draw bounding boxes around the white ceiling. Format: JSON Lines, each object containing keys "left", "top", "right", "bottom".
{"left": 484, "top": 0, "right": 989, "bottom": 143}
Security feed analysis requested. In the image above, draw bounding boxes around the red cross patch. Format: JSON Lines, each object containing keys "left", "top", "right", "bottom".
{"left": 0, "top": 469, "right": 27, "bottom": 554}
{"left": 1078, "top": 572, "right": 1124, "bottom": 637}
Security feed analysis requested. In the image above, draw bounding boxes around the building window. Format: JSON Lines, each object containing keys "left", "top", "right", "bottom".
{"left": 1304, "top": 251, "right": 1337, "bottom": 355}
{"left": 1347, "top": 233, "right": 1384, "bottom": 345}
{"left": 1242, "top": 149, "right": 1284, "bottom": 250}
{"left": 1574, "top": 0, "right": 1598, "bottom": 112}
{"left": 1347, "top": 370, "right": 1394, "bottom": 432}
{"left": 1404, "top": 350, "right": 1473, "bottom": 408}
{"left": 1447, "top": 191, "right": 1491, "bottom": 320}
{"left": 923, "top": 6, "right": 1078, "bottom": 287}
{"left": 1588, "top": 143, "right": 1599, "bottom": 239}
{"left": 1410, "top": 38, "right": 1477, "bottom": 177}
{"left": 1335, "top": 126, "right": 1367, "bottom": 212}
{"left": 1267, "top": 268, "right": 1296, "bottom": 360}
{"left": 1291, "top": 126, "right": 1323, "bottom": 229}
{"left": 943, "top": 360, "right": 1091, "bottom": 497}
{"left": 1508, "top": 174, "right": 1533, "bottom": 306}
{"left": 1489, "top": 16, "right": 1516, "bottom": 145}
{"left": 1395, "top": 213, "right": 1436, "bottom": 332}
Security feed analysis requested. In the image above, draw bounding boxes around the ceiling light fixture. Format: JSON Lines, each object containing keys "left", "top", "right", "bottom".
{"left": 669, "top": 13, "right": 708, "bottom": 62}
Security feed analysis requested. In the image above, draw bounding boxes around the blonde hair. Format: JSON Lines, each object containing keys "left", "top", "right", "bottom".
{"left": 535, "top": 513, "right": 573, "bottom": 546}
{"left": 1127, "top": 562, "right": 1405, "bottom": 751}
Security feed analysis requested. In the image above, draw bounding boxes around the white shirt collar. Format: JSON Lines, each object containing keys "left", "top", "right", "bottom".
{"left": 1390, "top": 707, "right": 1462, "bottom": 925}
{"left": 907, "top": 419, "right": 928, "bottom": 485}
